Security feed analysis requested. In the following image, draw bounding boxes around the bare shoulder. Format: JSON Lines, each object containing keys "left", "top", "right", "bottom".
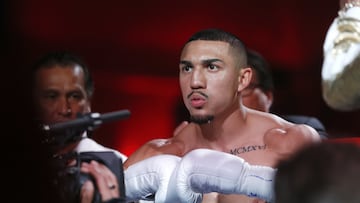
{"left": 123, "top": 138, "right": 184, "bottom": 169}
{"left": 264, "top": 123, "right": 321, "bottom": 160}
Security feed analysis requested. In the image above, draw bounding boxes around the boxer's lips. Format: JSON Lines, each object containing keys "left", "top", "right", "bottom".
{"left": 190, "top": 97, "right": 206, "bottom": 108}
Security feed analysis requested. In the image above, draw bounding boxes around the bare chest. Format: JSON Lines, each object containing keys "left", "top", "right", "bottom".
{"left": 226, "top": 143, "right": 279, "bottom": 167}
{"left": 189, "top": 140, "right": 279, "bottom": 166}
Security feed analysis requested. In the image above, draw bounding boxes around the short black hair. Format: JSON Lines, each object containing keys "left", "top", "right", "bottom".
{"left": 186, "top": 28, "right": 247, "bottom": 68}
{"left": 32, "top": 51, "right": 94, "bottom": 98}
{"left": 246, "top": 49, "right": 274, "bottom": 92}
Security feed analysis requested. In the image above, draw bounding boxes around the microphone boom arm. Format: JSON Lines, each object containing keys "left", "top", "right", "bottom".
{"left": 43, "top": 109, "right": 131, "bottom": 132}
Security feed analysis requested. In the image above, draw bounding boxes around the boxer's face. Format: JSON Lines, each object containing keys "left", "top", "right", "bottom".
{"left": 33, "top": 65, "right": 91, "bottom": 125}
{"left": 179, "top": 40, "right": 244, "bottom": 123}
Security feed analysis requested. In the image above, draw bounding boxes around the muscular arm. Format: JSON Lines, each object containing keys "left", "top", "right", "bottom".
{"left": 264, "top": 124, "right": 321, "bottom": 162}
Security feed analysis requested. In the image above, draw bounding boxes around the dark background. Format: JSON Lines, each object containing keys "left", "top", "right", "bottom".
{"left": 4, "top": 0, "right": 360, "bottom": 157}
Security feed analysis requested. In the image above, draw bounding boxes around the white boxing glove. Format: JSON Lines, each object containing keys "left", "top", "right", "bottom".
{"left": 176, "top": 149, "right": 276, "bottom": 203}
{"left": 124, "top": 154, "right": 181, "bottom": 203}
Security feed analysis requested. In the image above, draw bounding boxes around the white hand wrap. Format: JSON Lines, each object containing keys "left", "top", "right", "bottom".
{"left": 124, "top": 154, "right": 181, "bottom": 203}
{"left": 176, "top": 149, "right": 276, "bottom": 203}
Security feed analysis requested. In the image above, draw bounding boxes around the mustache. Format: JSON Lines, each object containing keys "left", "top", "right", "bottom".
{"left": 187, "top": 91, "right": 208, "bottom": 99}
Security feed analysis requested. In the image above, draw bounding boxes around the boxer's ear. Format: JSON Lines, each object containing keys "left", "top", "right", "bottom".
{"left": 238, "top": 67, "right": 252, "bottom": 92}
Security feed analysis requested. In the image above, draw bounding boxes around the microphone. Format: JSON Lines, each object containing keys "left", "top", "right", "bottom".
{"left": 43, "top": 109, "right": 131, "bottom": 132}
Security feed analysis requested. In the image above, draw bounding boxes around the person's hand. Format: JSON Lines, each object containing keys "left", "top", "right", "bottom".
{"left": 173, "top": 121, "right": 189, "bottom": 137}
{"left": 80, "top": 160, "right": 120, "bottom": 203}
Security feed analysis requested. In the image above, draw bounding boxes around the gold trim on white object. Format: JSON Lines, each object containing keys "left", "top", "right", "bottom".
{"left": 333, "top": 20, "right": 360, "bottom": 53}
{"left": 333, "top": 4, "right": 360, "bottom": 54}
{"left": 339, "top": 1, "right": 360, "bottom": 16}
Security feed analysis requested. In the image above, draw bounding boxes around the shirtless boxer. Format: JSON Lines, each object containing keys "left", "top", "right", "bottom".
{"left": 124, "top": 29, "right": 320, "bottom": 203}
